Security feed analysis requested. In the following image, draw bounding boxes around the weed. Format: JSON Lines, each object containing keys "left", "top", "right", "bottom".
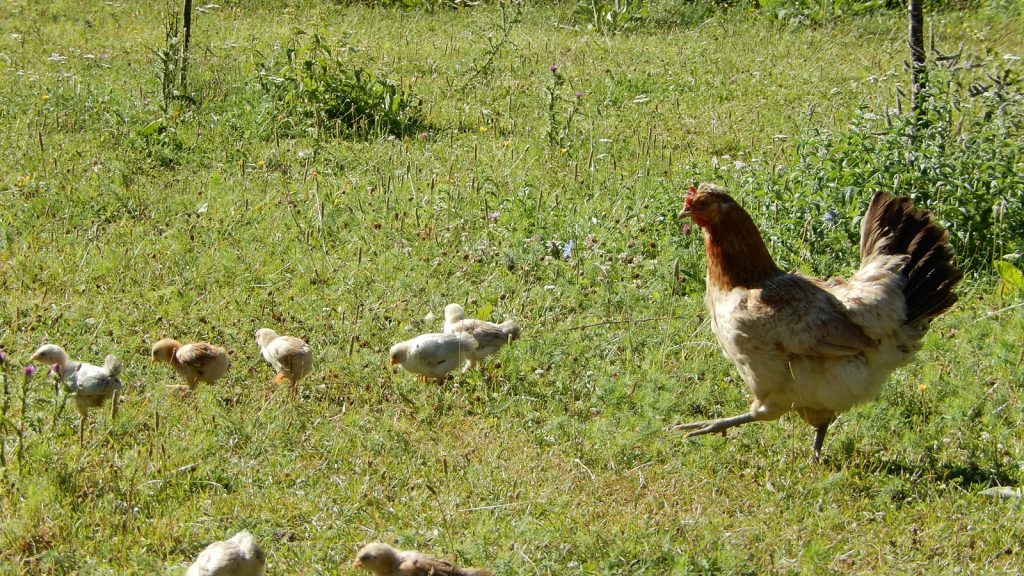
{"left": 575, "top": 0, "right": 650, "bottom": 33}
{"left": 258, "top": 33, "right": 426, "bottom": 139}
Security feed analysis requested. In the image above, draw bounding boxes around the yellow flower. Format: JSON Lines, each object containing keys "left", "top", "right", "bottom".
{"left": 479, "top": 126, "right": 488, "bottom": 133}
{"left": 257, "top": 160, "right": 265, "bottom": 168}
{"left": 310, "top": 169, "right": 318, "bottom": 179}
{"left": 41, "top": 94, "right": 50, "bottom": 102}
{"left": 918, "top": 383, "right": 927, "bottom": 393}
{"left": 16, "top": 175, "right": 30, "bottom": 187}
{"left": 560, "top": 147, "right": 568, "bottom": 153}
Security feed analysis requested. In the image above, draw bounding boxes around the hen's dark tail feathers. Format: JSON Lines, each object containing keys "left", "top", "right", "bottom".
{"left": 860, "top": 191, "right": 964, "bottom": 325}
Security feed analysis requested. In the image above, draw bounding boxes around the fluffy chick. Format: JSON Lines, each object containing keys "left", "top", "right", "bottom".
{"left": 151, "top": 338, "right": 229, "bottom": 390}
{"left": 443, "top": 304, "right": 521, "bottom": 370}
{"left": 255, "top": 328, "right": 313, "bottom": 397}
{"left": 389, "top": 333, "right": 477, "bottom": 383}
{"left": 30, "top": 344, "right": 122, "bottom": 446}
{"left": 353, "top": 542, "right": 492, "bottom": 576}
{"left": 186, "top": 531, "right": 266, "bottom": 576}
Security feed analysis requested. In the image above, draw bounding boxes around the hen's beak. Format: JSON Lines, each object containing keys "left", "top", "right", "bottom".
{"left": 29, "top": 353, "right": 40, "bottom": 362}
{"left": 150, "top": 355, "right": 157, "bottom": 363}
{"left": 389, "top": 358, "right": 398, "bottom": 366}
{"left": 678, "top": 206, "right": 692, "bottom": 219}
{"left": 352, "top": 559, "right": 365, "bottom": 569}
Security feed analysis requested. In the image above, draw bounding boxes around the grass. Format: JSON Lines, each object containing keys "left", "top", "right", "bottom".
{"left": 1, "top": 1, "right": 1023, "bottom": 574}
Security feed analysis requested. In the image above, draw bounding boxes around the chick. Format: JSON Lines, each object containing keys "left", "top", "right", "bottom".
{"left": 30, "top": 344, "right": 122, "bottom": 446}
{"left": 151, "top": 338, "right": 229, "bottom": 390}
{"left": 389, "top": 333, "right": 477, "bottom": 383}
{"left": 255, "top": 328, "right": 313, "bottom": 398}
{"left": 186, "top": 530, "right": 266, "bottom": 576}
{"left": 353, "top": 542, "right": 492, "bottom": 576}
{"left": 443, "top": 304, "right": 521, "bottom": 370}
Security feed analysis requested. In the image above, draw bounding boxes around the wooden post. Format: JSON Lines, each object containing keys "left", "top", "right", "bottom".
{"left": 179, "top": 0, "right": 193, "bottom": 89}
{"left": 909, "top": 0, "right": 926, "bottom": 113}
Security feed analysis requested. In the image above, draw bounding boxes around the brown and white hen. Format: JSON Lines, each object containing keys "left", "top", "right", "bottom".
{"left": 677, "top": 183, "right": 962, "bottom": 458}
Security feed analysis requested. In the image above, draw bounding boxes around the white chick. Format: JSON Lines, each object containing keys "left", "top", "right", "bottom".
{"left": 151, "top": 338, "right": 229, "bottom": 390}
{"left": 353, "top": 542, "right": 492, "bottom": 576}
{"left": 186, "top": 530, "right": 266, "bottom": 576}
{"left": 443, "top": 304, "right": 521, "bottom": 370}
{"left": 254, "top": 328, "right": 313, "bottom": 398}
{"left": 30, "top": 344, "right": 122, "bottom": 446}
{"left": 389, "top": 333, "right": 477, "bottom": 383}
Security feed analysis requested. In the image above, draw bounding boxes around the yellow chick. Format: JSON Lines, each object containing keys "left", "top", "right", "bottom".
{"left": 31, "top": 344, "right": 122, "bottom": 446}
{"left": 353, "top": 542, "right": 492, "bottom": 576}
{"left": 254, "top": 328, "right": 313, "bottom": 397}
{"left": 151, "top": 338, "right": 229, "bottom": 390}
{"left": 389, "top": 333, "right": 477, "bottom": 383}
{"left": 186, "top": 530, "right": 265, "bottom": 576}
{"left": 443, "top": 303, "right": 521, "bottom": 370}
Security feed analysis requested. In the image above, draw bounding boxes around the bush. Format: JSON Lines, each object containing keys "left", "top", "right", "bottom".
{"left": 257, "top": 33, "right": 426, "bottom": 140}
{"left": 736, "top": 50, "right": 1024, "bottom": 275}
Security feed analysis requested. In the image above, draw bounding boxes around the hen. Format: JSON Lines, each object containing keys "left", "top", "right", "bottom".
{"left": 30, "top": 344, "right": 122, "bottom": 446}
{"left": 677, "top": 183, "right": 962, "bottom": 458}
{"left": 255, "top": 328, "right": 313, "bottom": 398}
{"left": 353, "top": 542, "right": 492, "bottom": 576}
{"left": 186, "top": 530, "right": 266, "bottom": 576}
{"left": 443, "top": 303, "right": 521, "bottom": 370}
{"left": 389, "top": 333, "right": 478, "bottom": 383}
{"left": 151, "top": 338, "right": 229, "bottom": 390}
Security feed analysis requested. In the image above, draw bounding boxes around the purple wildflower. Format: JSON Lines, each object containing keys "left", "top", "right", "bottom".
{"left": 561, "top": 239, "right": 575, "bottom": 260}
{"left": 549, "top": 64, "right": 558, "bottom": 74}
{"left": 682, "top": 223, "right": 692, "bottom": 236}
{"left": 23, "top": 365, "right": 36, "bottom": 378}
{"left": 0, "top": 348, "right": 5, "bottom": 365}
{"left": 488, "top": 211, "right": 501, "bottom": 221}
{"left": 575, "top": 91, "right": 584, "bottom": 99}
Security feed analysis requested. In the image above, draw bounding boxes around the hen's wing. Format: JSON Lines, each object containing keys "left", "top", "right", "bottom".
{"left": 745, "top": 274, "right": 876, "bottom": 357}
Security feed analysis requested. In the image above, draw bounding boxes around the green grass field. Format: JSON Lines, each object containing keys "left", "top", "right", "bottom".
{"left": 1, "top": 1, "right": 1023, "bottom": 574}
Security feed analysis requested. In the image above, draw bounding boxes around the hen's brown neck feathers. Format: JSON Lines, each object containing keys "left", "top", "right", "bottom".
{"left": 702, "top": 205, "right": 782, "bottom": 290}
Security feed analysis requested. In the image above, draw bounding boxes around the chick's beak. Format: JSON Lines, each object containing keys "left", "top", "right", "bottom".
{"left": 29, "top": 353, "right": 40, "bottom": 362}
{"left": 352, "top": 559, "right": 365, "bottom": 569}
{"left": 389, "top": 357, "right": 398, "bottom": 366}
{"left": 150, "top": 355, "right": 157, "bottom": 363}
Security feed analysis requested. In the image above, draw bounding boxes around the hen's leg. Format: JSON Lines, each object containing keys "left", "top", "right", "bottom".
{"left": 812, "top": 423, "right": 829, "bottom": 461}
{"left": 674, "top": 413, "right": 755, "bottom": 437}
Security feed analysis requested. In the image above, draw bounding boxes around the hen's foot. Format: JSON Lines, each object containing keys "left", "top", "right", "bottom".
{"left": 673, "top": 413, "right": 755, "bottom": 437}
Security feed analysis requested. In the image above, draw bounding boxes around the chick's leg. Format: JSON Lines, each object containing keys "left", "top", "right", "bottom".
{"left": 673, "top": 413, "right": 755, "bottom": 437}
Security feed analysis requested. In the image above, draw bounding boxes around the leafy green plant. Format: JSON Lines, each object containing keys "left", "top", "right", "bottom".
{"left": 735, "top": 49, "right": 1024, "bottom": 274}
{"left": 994, "top": 259, "right": 1024, "bottom": 295}
{"left": 257, "top": 33, "right": 426, "bottom": 139}
{"left": 575, "top": 0, "right": 649, "bottom": 34}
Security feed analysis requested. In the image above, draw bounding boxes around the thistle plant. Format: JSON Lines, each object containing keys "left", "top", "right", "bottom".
{"left": 545, "top": 65, "right": 582, "bottom": 148}
{"left": 0, "top": 349, "right": 8, "bottom": 472}
{"left": 17, "top": 364, "right": 36, "bottom": 473}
